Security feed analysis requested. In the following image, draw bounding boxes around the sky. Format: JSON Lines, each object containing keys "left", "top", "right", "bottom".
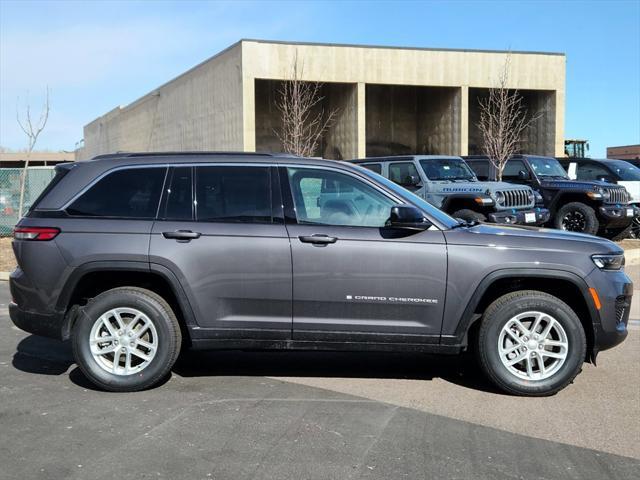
{"left": 0, "top": 0, "right": 638, "bottom": 157}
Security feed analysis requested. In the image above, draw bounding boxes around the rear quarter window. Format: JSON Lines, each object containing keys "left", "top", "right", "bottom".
{"left": 67, "top": 167, "right": 166, "bottom": 218}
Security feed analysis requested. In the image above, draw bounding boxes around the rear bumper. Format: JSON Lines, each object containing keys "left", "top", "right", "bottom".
{"left": 598, "top": 205, "right": 638, "bottom": 227}
{"left": 9, "top": 302, "right": 67, "bottom": 340}
{"left": 488, "top": 208, "right": 550, "bottom": 226}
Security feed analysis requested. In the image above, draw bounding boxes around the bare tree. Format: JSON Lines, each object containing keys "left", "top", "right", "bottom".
{"left": 16, "top": 87, "right": 50, "bottom": 217}
{"left": 478, "top": 56, "right": 541, "bottom": 181}
{"left": 276, "top": 52, "right": 337, "bottom": 157}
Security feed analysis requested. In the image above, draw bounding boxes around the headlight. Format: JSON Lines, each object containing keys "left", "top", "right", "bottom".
{"left": 592, "top": 253, "right": 625, "bottom": 270}
{"left": 587, "top": 187, "right": 610, "bottom": 200}
{"left": 494, "top": 191, "right": 505, "bottom": 205}
{"left": 527, "top": 190, "right": 535, "bottom": 203}
{"left": 534, "top": 191, "right": 544, "bottom": 203}
{"left": 600, "top": 187, "right": 611, "bottom": 201}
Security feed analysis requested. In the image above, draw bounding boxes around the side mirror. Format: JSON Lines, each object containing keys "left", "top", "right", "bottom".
{"left": 518, "top": 170, "right": 530, "bottom": 180}
{"left": 387, "top": 205, "right": 431, "bottom": 230}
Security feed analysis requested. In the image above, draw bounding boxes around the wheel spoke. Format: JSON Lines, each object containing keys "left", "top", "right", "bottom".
{"left": 101, "top": 317, "right": 117, "bottom": 337}
{"left": 136, "top": 338, "right": 154, "bottom": 350}
{"left": 112, "top": 351, "right": 121, "bottom": 372}
{"left": 525, "top": 355, "right": 534, "bottom": 377}
{"left": 113, "top": 311, "right": 125, "bottom": 330}
{"left": 540, "top": 350, "right": 565, "bottom": 359}
{"left": 537, "top": 356, "right": 546, "bottom": 375}
{"left": 125, "top": 351, "right": 132, "bottom": 374}
{"left": 130, "top": 349, "right": 152, "bottom": 362}
{"left": 543, "top": 339, "right": 567, "bottom": 349}
{"left": 93, "top": 344, "right": 118, "bottom": 355}
{"left": 506, "top": 351, "right": 527, "bottom": 366}
{"left": 540, "top": 318, "right": 557, "bottom": 341}
{"left": 529, "top": 313, "right": 545, "bottom": 334}
{"left": 90, "top": 336, "right": 114, "bottom": 345}
{"left": 505, "top": 329, "right": 522, "bottom": 343}
{"left": 134, "top": 323, "right": 151, "bottom": 338}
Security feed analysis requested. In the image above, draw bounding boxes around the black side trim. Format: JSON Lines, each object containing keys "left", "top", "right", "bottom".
{"left": 445, "top": 268, "right": 599, "bottom": 346}
{"left": 55, "top": 260, "right": 199, "bottom": 331}
{"left": 191, "top": 338, "right": 461, "bottom": 354}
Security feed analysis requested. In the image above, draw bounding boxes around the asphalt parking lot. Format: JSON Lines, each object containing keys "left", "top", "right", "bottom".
{"left": 1, "top": 280, "right": 639, "bottom": 480}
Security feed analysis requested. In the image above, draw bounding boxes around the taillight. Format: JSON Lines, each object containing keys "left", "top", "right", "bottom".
{"left": 13, "top": 227, "right": 60, "bottom": 241}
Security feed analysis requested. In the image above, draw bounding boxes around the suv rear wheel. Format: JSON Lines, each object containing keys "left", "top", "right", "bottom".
{"left": 477, "top": 290, "right": 586, "bottom": 396}
{"left": 72, "top": 287, "right": 182, "bottom": 392}
{"left": 555, "top": 202, "right": 598, "bottom": 235}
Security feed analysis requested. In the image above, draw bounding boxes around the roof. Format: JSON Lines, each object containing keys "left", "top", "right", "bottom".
{"left": 242, "top": 38, "right": 565, "bottom": 57}
{"left": 350, "top": 155, "right": 463, "bottom": 163}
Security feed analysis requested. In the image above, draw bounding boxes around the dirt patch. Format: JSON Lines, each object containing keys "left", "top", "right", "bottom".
{"left": 618, "top": 239, "right": 640, "bottom": 265}
{"left": 0, "top": 237, "right": 15, "bottom": 272}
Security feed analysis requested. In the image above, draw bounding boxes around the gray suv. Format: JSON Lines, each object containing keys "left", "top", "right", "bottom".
{"left": 350, "top": 156, "right": 550, "bottom": 225}
{"left": 9, "top": 152, "right": 632, "bottom": 395}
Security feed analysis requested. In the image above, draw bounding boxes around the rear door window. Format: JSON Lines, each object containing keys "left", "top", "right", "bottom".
{"left": 67, "top": 167, "right": 166, "bottom": 218}
{"left": 195, "top": 166, "right": 272, "bottom": 223}
{"left": 161, "top": 167, "right": 193, "bottom": 220}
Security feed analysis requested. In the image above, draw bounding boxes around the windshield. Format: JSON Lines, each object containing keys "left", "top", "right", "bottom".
{"left": 528, "top": 157, "right": 569, "bottom": 178}
{"left": 352, "top": 165, "right": 459, "bottom": 229}
{"left": 419, "top": 158, "right": 476, "bottom": 181}
{"left": 607, "top": 160, "right": 640, "bottom": 181}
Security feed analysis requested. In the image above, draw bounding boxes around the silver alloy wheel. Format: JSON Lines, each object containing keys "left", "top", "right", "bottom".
{"left": 498, "top": 311, "right": 569, "bottom": 381}
{"left": 89, "top": 307, "right": 158, "bottom": 376}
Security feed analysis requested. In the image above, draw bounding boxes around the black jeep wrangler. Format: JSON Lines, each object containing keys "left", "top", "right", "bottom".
{"left": 464, "top": 155, "right": 636, "bottom": 237}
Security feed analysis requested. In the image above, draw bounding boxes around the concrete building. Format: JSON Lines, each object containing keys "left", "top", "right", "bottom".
{"left": 607, "top": 144, "right": 640, "bottom": 160}
{"left": 82, "top": 39, "right": 566, "bottom": 160}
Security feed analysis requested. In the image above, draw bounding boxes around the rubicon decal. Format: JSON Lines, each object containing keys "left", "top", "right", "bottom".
{"left": 345, "top": 295, "right": 438, "bottom": 304}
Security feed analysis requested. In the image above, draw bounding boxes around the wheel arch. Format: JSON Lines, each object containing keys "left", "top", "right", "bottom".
{"left": 449, "top": 269, "right": 598, "bottom": 362}
{"left": 57, "top": 261, "right": 197, "bottom": 343}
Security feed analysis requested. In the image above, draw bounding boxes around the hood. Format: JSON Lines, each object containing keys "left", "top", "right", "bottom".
{"left": 446, "top": 222, "right": 621, "bottom": 253}
{"left": 618, "top": 181, "right": 640, "bottom": 203}
{"left": 488, "top": 181, "right": 531, "bottom": 191}
{"left": 433, "top": 181, "right": 486, "bottom": 194}
{"left": 538, "top": 178, "right": 617, "bottom": 190}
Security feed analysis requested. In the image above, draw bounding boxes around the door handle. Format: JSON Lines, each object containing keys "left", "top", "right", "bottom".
{"left": 298, "top": 234, "right": 338, "bottom": 245}
{"left": 162, "top": 230, "right": 201, "bottom": 241}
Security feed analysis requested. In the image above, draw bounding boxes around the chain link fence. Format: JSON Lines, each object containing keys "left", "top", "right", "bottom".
{"left": 0, "top": 167, "right": 56, "bottom": 272}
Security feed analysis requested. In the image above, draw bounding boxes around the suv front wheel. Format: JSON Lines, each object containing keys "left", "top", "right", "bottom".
{"left": 554, "top": 202, "right": 599, "bottom": 235}
{"left": 72, "top": 287, "right": 182, "bottom": 392}
{"left": 477, "top": 290, "right": 586, "bottom": 396}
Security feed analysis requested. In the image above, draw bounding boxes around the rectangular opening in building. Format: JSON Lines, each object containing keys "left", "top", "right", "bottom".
{"left": 365, "top": 84, "right": 460, "bottom": 157}
{"left": 254, "top": 79, "right": 357, "bottom": 160}
{"left": 468, "top": 88, "right": 556, "bottom": 156}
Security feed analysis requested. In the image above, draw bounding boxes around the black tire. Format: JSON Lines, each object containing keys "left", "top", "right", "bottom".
{"left": 554, "top": 202, "right": 599, "bottom": 235}
{"left": 453, "top": 209, "right": 486, "bottom": 223}
{"left": 476, "top": 290, "right": 586, "bottom": 396}
{"left": 72, "top": 287, "right": 182, "bottom": 392}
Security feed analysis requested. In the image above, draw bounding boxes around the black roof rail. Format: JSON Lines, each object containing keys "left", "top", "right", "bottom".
{"left": 90, "top": 151, "right": 294, "bottom": 160}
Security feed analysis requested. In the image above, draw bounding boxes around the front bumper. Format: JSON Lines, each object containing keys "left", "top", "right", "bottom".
{"left": 488, "top": 207, "right": 550, "bottom": 226}
{"left": 598, "top": 204, "right": 639, "bottom": 227}
{"left": 587, "top": 269, "right": 633, "bottom": 356}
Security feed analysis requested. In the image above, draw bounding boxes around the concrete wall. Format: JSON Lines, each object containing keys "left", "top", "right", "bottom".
{"left": 241, "top": 40, "right": 566, "bottom": 157}
{"left": 82, "top": 44, "right": 244, "bottom": 159}
{"left": 82, "top": 40, "right": 566, "bottom": 159}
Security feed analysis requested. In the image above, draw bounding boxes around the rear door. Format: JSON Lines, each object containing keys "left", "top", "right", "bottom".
{"left": 281, "top": 165, "right": 447, "bottom": 344}
{"left": 149, "top": 164, "right": 292, "bottom": 339}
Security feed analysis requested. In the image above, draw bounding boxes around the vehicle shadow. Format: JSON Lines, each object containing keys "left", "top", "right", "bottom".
{"left": 11, "top": 334, "right": 500, "bottom": 394}
{"left": 173, "top": 349, "right": 501, "bottom": 394}
{"left": 12, "top": 334, "right": 74, "bottom": 375}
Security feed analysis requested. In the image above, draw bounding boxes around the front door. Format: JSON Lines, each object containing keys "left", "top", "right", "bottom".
{"left": 149, "top": 164, "right": 292, "bottom": 339}
{"left": 281, "top": 166, "right": 448, "bottom": 344}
